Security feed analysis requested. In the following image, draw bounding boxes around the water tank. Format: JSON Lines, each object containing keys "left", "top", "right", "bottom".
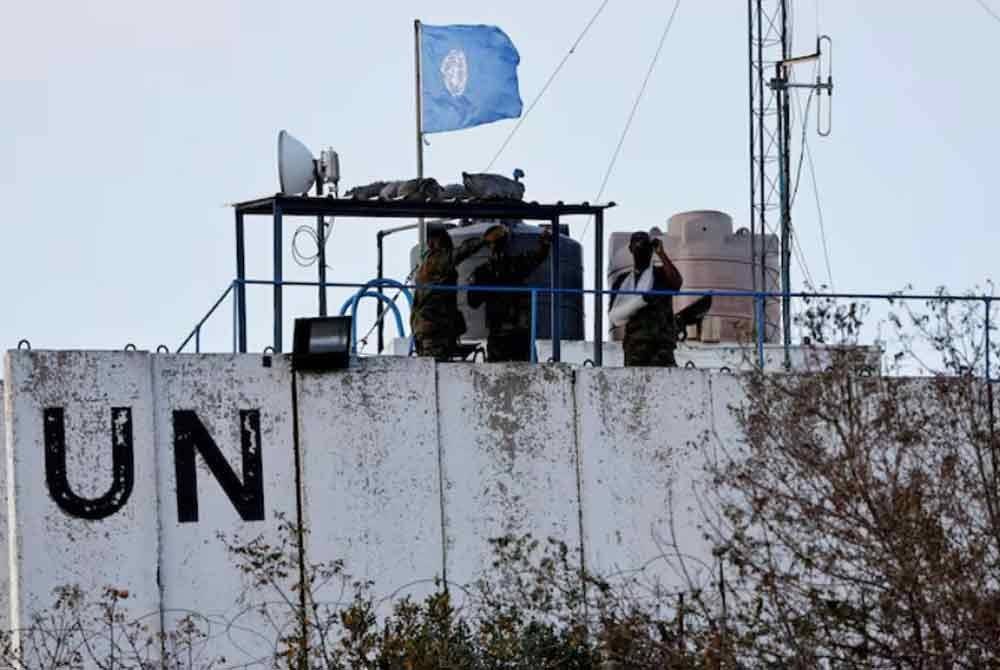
{"left": 410, "top": 221, "right": 584, "bottom": 340}
{"left": 606, "top": 210, "right": 779, "bottom": 343}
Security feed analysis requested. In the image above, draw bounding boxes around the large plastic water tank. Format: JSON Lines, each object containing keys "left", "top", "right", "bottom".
{"left": 410, "top": 221, "right": 584, "bottom": 340}
{"left": 607, "top": 210, "right": 779, "bottom": 343}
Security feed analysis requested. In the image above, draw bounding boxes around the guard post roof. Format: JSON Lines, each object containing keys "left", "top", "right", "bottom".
{"left": 232, "top": 194, "right": 615, "bottom": 220}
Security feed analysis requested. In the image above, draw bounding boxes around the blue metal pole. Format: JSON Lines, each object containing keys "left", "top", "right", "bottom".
{"left": 530, "top": 288, "right": 538, "bottom": 363}
{"left": 755, "top": 293, "right": 766, "bottom": 369}
{"left": 232, "top": 281, "right": 238, "bottom": 354}
{"left": 196, "top": 327, "right": 201, "bottom": 354}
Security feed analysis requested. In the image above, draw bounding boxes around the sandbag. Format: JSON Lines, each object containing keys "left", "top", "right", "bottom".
{"left": 379, "top": 178, "right": 443, "bottom": 201}
{"left": 462, "top": 172, "right": 525, "bottom": 201}
{"left": 344, "top": 181, "right": 389, "bottom": 200}
{"left": 440, "top": 183, "right": 469, "bottom": 200}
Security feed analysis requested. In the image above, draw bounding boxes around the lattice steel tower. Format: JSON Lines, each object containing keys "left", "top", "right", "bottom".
{"left": 747, "top": 0, "right": 789, "bottom": 302}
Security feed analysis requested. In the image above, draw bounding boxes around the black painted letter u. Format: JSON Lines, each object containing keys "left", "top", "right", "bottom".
{"left": 43, "top": 407, "right": 135, "bottom": 520}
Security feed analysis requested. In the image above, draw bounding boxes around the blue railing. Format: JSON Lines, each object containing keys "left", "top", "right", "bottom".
{"left": 178, "top": 278, "right": 998, "bottom": 381}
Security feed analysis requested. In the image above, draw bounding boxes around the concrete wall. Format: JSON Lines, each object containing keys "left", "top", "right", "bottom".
{"left": 1, "top": 350, "right": 741, "bottom": 665}
{"left": 4, "top": 351, "right": 160, "bottom": 660}
{"left": 438, "top": 363, "right": 582, "bottom": 588}
{"left": 152, "top": 354, "right": 298, "bottom": 662}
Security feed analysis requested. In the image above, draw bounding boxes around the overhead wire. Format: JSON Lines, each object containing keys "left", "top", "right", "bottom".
{"left": 484, "top": 0, "right": 612, "bottom": 172}
{"left": 793, "top": 80, "right": 834, "bottom": 291}
{"left": 579, "top": 0, "right": 682, "bottom": 242}
{"left": 973, "top": 0, "right": 1000, "bottom": 23}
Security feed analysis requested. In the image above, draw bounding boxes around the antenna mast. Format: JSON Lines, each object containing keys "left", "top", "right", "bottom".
{"left": 748, "top": 0, "right": 789, "bottom": 353}
{"left": 749, "top": 1, "right": 833, "bottom": 368}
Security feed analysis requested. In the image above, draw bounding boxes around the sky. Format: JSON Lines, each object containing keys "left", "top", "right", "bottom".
{"left": 2, "top": 0, "right": 999, "bottom": 362}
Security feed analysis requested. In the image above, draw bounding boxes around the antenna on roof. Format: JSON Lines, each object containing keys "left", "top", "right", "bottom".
{"left": 277, "top": 130, "right": 340, "bottom": 196}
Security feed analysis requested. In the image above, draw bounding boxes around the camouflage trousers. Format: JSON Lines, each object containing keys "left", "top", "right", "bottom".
{"left": 623, "top": 339, "right": 677, "bottom": 368}
{"left": 487, "top": 332, "right": 533, "bottom": 363}
{"left": 414, "top": 335, "right": 454, "bottom": 362}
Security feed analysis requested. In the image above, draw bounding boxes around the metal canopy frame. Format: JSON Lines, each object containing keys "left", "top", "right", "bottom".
{"left": 232, "top": 194, "right": 614, "bottom": 365}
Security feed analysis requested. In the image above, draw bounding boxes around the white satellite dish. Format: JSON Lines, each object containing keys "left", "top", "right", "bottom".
{"left": 277, "top": 130, "right": 341, "bottom": 196}
{"left": 278, "top": 130, "right": 316, "bottom": 195}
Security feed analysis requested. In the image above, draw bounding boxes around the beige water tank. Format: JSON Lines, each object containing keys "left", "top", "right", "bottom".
{"left": 607, "top": 210, "right": 779, "bottom": 343}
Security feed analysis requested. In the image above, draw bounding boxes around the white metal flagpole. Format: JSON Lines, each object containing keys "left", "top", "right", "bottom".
{"left": 414, "top": 19, "right": 426, "bottom": 255}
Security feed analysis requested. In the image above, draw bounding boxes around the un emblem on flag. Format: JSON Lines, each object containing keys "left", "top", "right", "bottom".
{"left": 441, "top": 49, "right": 468, "bottom": 97}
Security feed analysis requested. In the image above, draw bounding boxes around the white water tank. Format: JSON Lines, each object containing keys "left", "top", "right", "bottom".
{"left": 607, "top": 210, "right": 779, "bottom": 343}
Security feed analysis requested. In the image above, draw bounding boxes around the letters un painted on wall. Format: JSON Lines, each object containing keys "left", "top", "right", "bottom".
{"left": 43, "top": 407, "right": 265, "bottom": 522}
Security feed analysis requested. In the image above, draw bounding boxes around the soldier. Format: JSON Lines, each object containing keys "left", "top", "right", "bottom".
{"left": 609, "top": 231, "right": 684, "bottom": 367}
{"left": 468, "top": 224, "right": 552, "bottom": 362}
{"left": 410, "top": 226, "right": 488, "bottom": 361}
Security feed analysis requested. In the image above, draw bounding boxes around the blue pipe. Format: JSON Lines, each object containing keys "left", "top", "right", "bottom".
{"left": 339, "top": 291, "right": 408, "bottom": 354}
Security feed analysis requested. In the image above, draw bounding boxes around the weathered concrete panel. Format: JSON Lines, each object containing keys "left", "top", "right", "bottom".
{"left": 4, "top": 351, "right": 159, "bottom": 641}
{"left": 297, "top": 357, "right": 444, "bottom": 602}
{"left": 152, "top": 354, "right": 296, "bottom": 664}
{"left": 438, "top": 363, "right": 581, "bottom": 588}
{"left": 576, "top": 367, "right": 718, "bottom": 599}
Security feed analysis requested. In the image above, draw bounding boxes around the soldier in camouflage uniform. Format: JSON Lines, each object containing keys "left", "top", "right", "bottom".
{"left": 468, "top": 225, "right": 552, "bottom": 362}
{"left": 411, "top": 227, "right": 488, "bottom": 361}
{"left": 609, "top": 231, "right": 684, "bottom": 367}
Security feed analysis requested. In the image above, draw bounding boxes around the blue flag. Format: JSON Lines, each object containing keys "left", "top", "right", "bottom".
{"left": 420, "top": 23, "right": 523, "bottom": 134}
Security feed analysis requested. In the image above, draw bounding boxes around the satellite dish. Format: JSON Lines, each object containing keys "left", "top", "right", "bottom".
{"left": 277, "top": 130, "right": 316, "bottom": 195}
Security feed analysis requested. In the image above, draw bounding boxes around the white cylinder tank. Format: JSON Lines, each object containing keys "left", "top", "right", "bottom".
{"left": 607, "top": 210, "right": 780, "bottom": 343}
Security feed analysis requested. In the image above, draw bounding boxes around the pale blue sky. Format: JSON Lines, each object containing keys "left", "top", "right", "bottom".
{"left": 2, "top": 1, "right": 998, "bottom": 357}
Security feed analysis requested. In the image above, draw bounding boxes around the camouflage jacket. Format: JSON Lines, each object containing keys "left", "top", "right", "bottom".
{"left": 610, "top": 266, "right": 679, "bottom": 347}
{"left": 467, "top": 238, "right": 551, "bottom": 336}
{"left": 410, "top": 238, "right": 486, "bottom": 338}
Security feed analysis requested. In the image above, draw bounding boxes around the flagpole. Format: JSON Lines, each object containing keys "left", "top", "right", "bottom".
{"left": 414, "top": 19, "right": 426, "bottom": 255}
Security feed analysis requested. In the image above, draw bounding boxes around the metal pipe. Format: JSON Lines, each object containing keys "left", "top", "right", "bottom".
{"left": 755, "top": 294, "right": 766, "bottom": 369}
{"left": 377, "top": 231, "right": 385, "bottom": 353}
{"left": 196, "top": 327, "right": 201, "bottom": 354}
{"left": 414, "top": 19, "right": 426, "bottom": 255}
{"left": 550, "top": 216, "right": 562, "bottom": 362}
{"left": 340, "top": 291, "right": 408, "bottom": 353}
{"left": 316, "top": 180, "right": 327, "bottom": 317}
{"left": 177, "top": 282, "right": 235, "bottom": 353}
{"left": 593, "top": 210, "right": 604, "bottom": 367}
{"left": 775, "top": 60, "right": 793, "bottom": 369}
{"left": 239, "top": 279, "right": 992, "bottom": 304}
{"left": 273, "top": 200, "right": 284, "bottom": 353}
{"left": 530, "top": 289, "right": 538, "bottom": 364}
{"left": 235, "top": 211, "right": 247, "bottom": 353}
{"left": 747, "top": 0, "right": 757, "bottom": 309}
{"left": 780, "top": 0, "right": 791, "bottom": 369}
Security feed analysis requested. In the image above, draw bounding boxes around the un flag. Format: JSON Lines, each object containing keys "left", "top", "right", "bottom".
{"left": 420, "top": 24, "right": 523, "bottom": 134}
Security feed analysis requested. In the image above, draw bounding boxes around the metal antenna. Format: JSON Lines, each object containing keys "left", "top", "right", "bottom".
{"left": 769, "top": 34, "right": 834, "bottom": 368}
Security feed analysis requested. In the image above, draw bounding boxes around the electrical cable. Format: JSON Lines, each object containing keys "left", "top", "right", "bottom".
{"left": 579, "top": 0, "right": 682, "bottom": 242}
{"left": 803, "top": 136, "right": 834, "bottom": 291}
{"left": 484, "top": 0, "right": 612, "bottom": 172}
{"left": 792, "top": 68, "right": 835, "bottom": 291}
{"left": 973, "top": 0, "right": 1000, "bottom": 23}
{"left": 789, "top": 89, "right": 814, "bottom": 207}
{"left": 291, "top": 220, "right": 334, "bottom": 268}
